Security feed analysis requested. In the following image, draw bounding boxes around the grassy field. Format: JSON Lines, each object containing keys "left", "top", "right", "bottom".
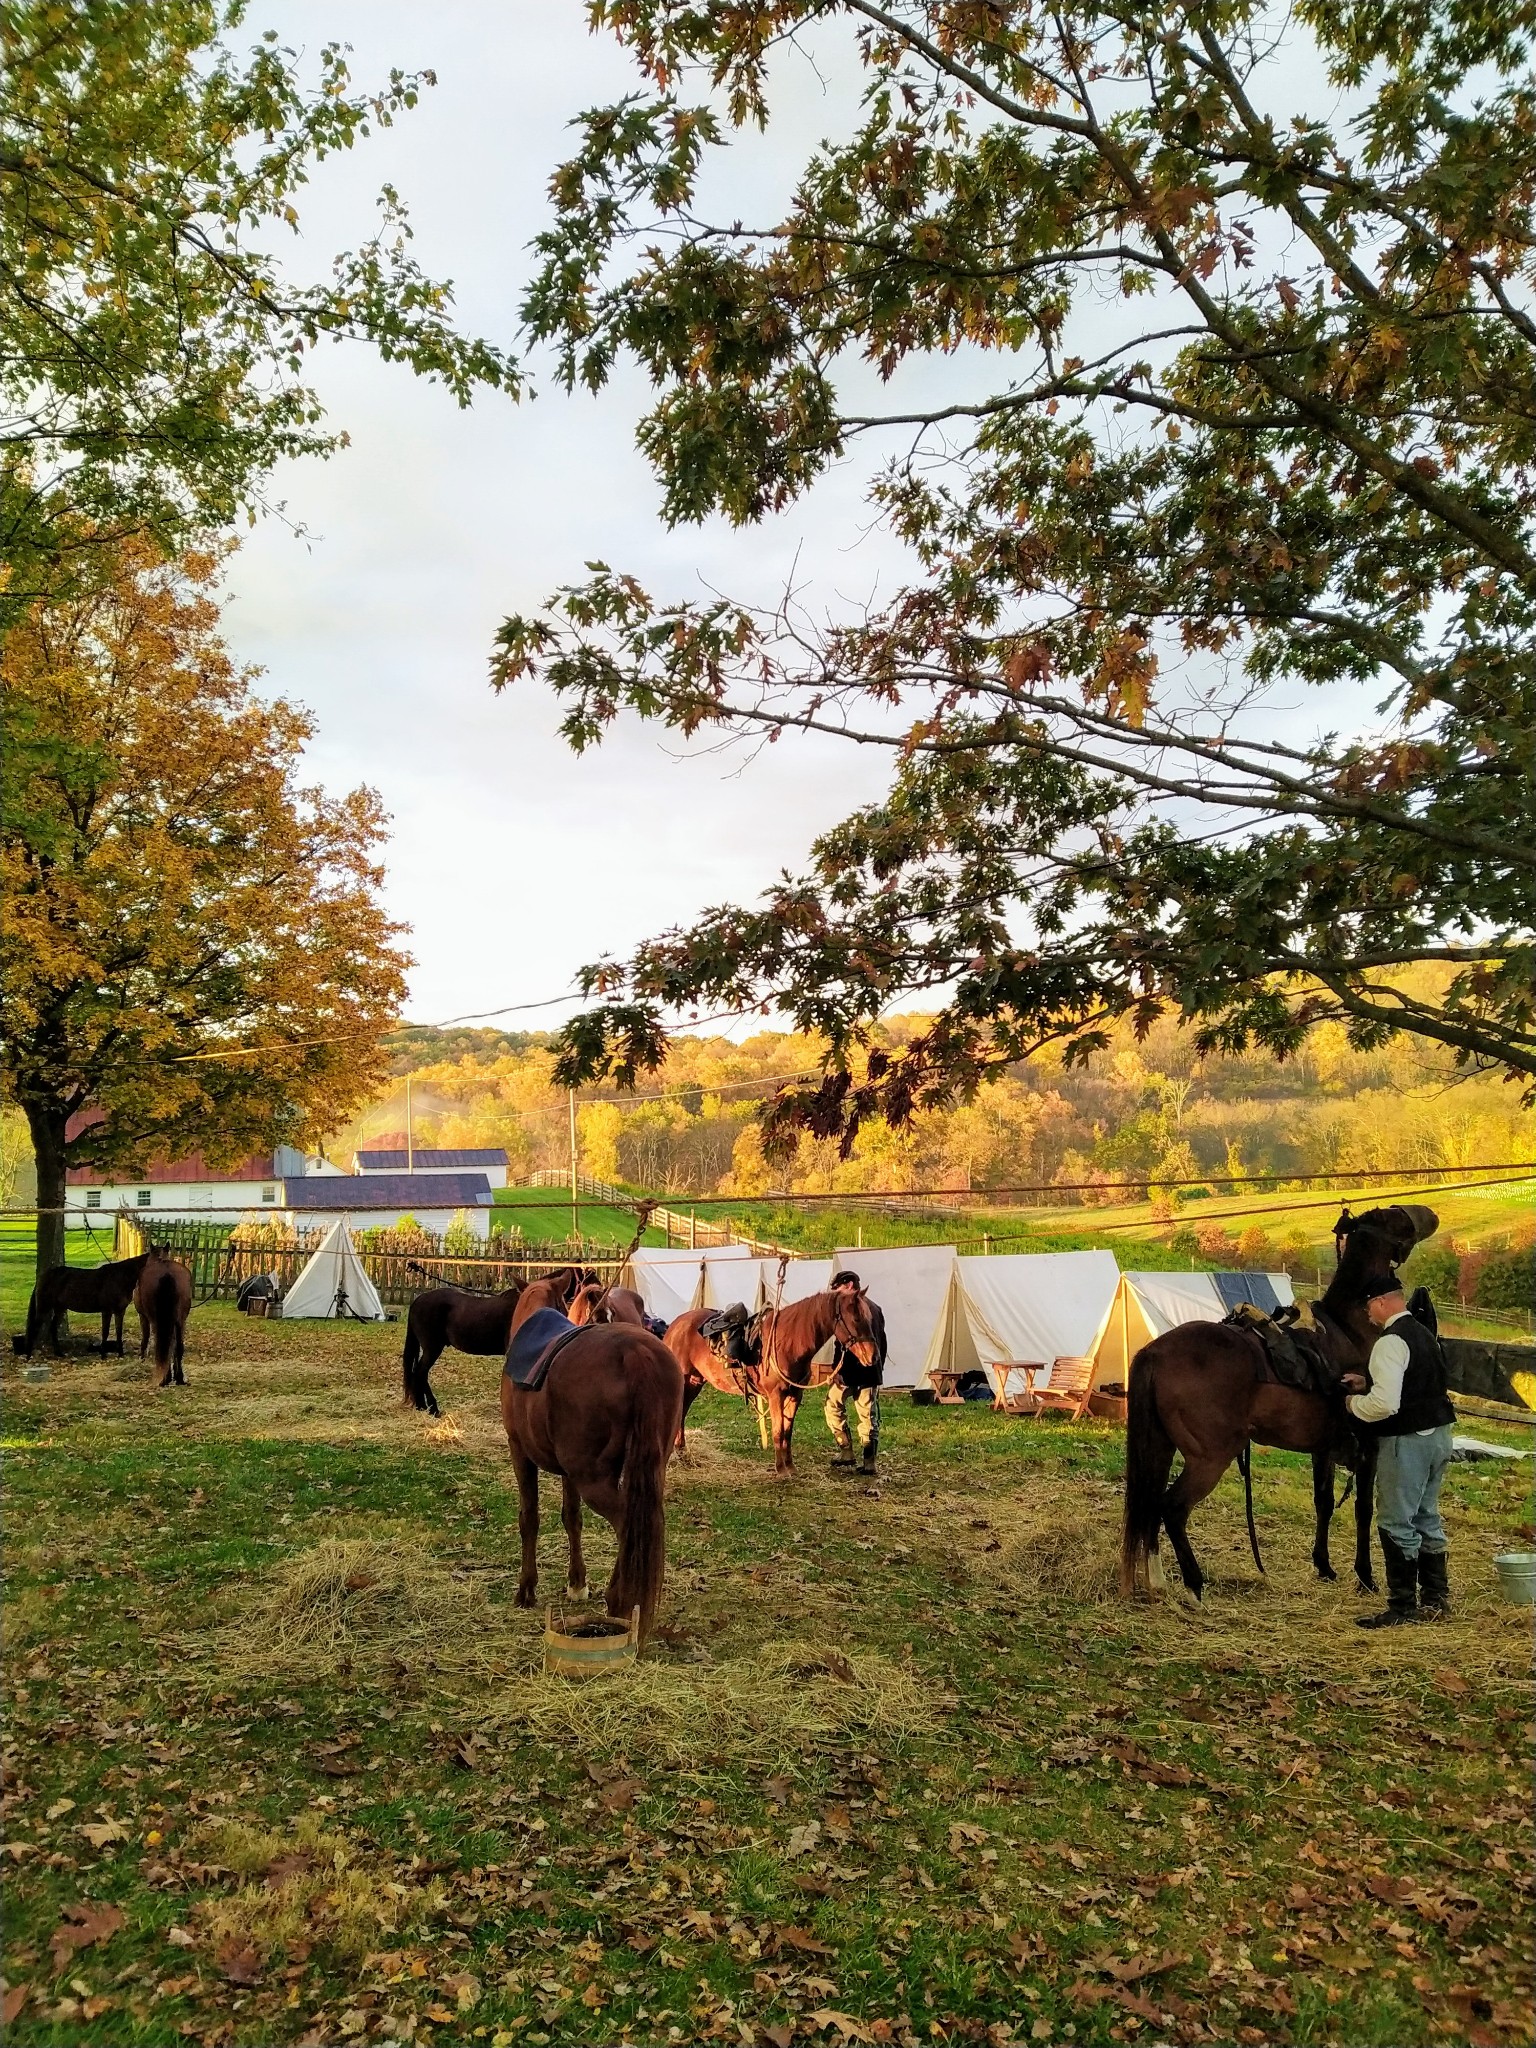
{"left": 1, "top": 1308, "right": 1531, "bottom": 2048}
{"left": 0, "top": 1218, "right": 118, "bottom": 1335}
{"left": 490, "top": 1188, "right": 668, "bottom": 1252}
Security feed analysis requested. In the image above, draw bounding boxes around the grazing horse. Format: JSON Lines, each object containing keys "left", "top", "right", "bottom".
{"left": 501, "top": 1273, "right": 683, "bottom": 1642}
{"left": 135, "top": 1253, "right": 192, "bottom": 1387}
{"left": 1121, "top": 1204, "right": 1438, "bottom": 1601}
{"left": 672, "top": 1288, "right": 879, "bottom": 1477}
{"left": 402, "top": 1282, "right": 527, "bottom": 1416}
{"left": 21, "top": 1253, "right": 151, "bottom": 1357}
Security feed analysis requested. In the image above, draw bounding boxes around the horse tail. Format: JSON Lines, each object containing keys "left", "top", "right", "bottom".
{"left": 402, "top": 1315, "right": 421, "bottom": 1407}
{"left": 1238, "top": 1441, "right": 1265, "bottom": 1575}
{"left": 611, "top": 1343, "right": 682, "bottom": 1643}
{"left": 149, "top": 1269, "right": 179, "bottom": 1368}
{"left": 1120, "top": 1343, "right": 1174, "bottom": 1596}
{"left": 21, "top": 1286, "right": 39, "bottom": 1356}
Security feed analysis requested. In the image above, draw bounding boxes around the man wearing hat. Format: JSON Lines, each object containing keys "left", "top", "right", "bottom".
{"left": 826, "top": 1269, "right": 887, "bottom": 1476}
{"left": 1343, "top": 1277, "right": 1456, "bottom": 1628}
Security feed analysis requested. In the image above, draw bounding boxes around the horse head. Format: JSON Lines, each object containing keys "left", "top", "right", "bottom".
{"left": 831, "top": 1286, "right": 878, "bottom": 1369}
{"left": 542, "top": 1266, "right": 583, "bottom": 1309}
{"left": 1331, "top": 1202, "right": 1438, "bottom": 1304}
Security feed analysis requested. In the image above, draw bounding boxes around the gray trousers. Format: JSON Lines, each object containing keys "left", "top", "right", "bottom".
{"left": 1376, "top": 1425, "right": 1453, "bottom": 1559}
{"left": 826, "top": 1382, "right": 880, "bottom": 1459}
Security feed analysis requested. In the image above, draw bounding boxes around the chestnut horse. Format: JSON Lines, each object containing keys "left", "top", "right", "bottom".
{"left": 664, "top": 1305, "right": 758, "bottom": 1452}
{"left": 671, "top": 1289, "right": 878, "bottom": 1476}
{"left": 402, "top": 1281, "right": 527, "bottom": 1416}
{"left": 570, "top": 1280, "right": 647, "bottom": 1325}
{"left": 501, "top": 1273, "right": 683, "bottom": 1641}
{"left": 1121, "top": 1204, "right": 1438, "bottom": 1601}
{"left": 135, "top": 1252, "right": 192, "bottom": 1387}
{"left": 21, "top": 1252, "right": 151, "bottom": 1357}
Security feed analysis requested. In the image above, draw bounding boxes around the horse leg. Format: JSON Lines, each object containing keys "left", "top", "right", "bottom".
{"left": 510, "top": 1443, "right": 541, "bottom": 1609}
{"left": 779, "top": 1388, "right": 803, "bottom": 1474}
{"left": 100, "top": 1310, "right": 112, "bottom": 1359}
{"left": 560, "top": 1477, "right": 589, "bottom": 1601}
{"left": 1160, "top": 1453, "right": 1228, "bottom": 1601}
{"left": 766, "top": 1386, "right": 793, "bottom": 1476}
{"left": 1311, "top": 1448, "right": 1337, "bottom": 1581}
{"left": 755, "top": 1391, "right": 772, "bottom": 1450}
{"left": 674, "top": 1374, "right": 704, "bottom": 1456}
{"left": 1354, "top": 1445, "right": 1378, "bottom": 1593}
{"left": 173, "top": 1310, "right": 187, "bottom": 1386}
{"left": 139, "top": 1308, "right": 151, "bottom": 1360}
{"left": 419, "top": 1338, "right": 443, "bottom": 1418}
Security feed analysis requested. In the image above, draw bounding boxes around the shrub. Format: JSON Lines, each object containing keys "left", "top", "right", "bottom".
{"left": 1474, "top": 1245, "right": 1535, "bottom": 1312}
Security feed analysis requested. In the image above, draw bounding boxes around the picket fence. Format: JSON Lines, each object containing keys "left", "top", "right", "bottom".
{"left": 113, "top": 1214, "right": 630, "bottom": 1309}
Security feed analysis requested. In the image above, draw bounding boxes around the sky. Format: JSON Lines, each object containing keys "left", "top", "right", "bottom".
{"left": 227, "top": 3, "right": 936, "bottom": 1031}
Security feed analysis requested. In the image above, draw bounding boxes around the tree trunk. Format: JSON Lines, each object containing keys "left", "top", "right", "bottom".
{"left": 25, "top": 1100, "right": 67, "bottom": 1290}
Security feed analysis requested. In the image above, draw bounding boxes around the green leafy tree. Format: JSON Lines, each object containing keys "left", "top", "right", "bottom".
{"left": 495, "top": 0, "right": 1536, "bottom": 1145}
{"left": 1, "top": 0, "right": 516, "bottom": 626}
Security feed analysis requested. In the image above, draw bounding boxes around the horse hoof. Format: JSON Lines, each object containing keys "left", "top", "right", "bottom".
{"left": 567, "top": 1583, "right": 590, "bottom": 1603}
{"left": 1316, "top": 1564, "right": 1337, "bottom": 1582}
{"left": 515, "top": 1585, "right": 536, "bottom": 1609}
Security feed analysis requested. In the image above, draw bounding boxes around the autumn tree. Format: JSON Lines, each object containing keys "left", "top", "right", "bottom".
{"left": 1, "top": 0, "right": 515, "bottom": 631}
{"left": 1, "top": 541, "right": 409, "bottom": 1281}
{"left": 495, "top": 0, "right": 1536, "bottom": 1144}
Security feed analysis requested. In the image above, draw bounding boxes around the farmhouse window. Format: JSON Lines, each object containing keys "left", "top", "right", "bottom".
{"left": 85, "top": 1189, "right": 102, "bottom": 1209}
{"left": 136, "top": 1188, "right": 152, "bottom": 1207}
{"left": 261, "top": 1185, "right": 277, "bottom": 1204}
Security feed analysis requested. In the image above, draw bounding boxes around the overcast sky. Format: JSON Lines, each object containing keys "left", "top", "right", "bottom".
{"left": 226, "top": 3, "right": 952, "bottom": 1030}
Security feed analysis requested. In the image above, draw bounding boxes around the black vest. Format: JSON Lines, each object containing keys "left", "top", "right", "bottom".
{"left": 1370, "top": 1314, "right": 1455, "bottom": 1437}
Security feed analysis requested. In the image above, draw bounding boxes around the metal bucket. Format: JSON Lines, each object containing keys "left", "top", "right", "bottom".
{"left": 544, "top": 1606, "right": 639, "bottom": 1679}
{"left": 1493, "top": 1553, "right": 1536, "bottom": 1605}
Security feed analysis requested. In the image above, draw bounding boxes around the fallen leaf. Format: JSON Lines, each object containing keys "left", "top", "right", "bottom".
{"left": 263, "top": 1855, "right": 311, "bottom": 1889}
{"left": 786, "top": 1822, "right": 822, "bottom": 1856}
{"left": 809, "top": 2011, "right": 877, "bottom": 2043}
{"left": 45, "top": 1799, "right": 76, "bottom": 1822}
{"left": 50, "top": 1902, "right": 125, "bottom": 1969}
{"left": 216, "top": 1937, "right": 263, "bottom": 1987}
{"left": 1088, "top": 1948, "right": 1190, "bottom": 1983}
{"left": 1434, "top": 1668, "right": 1470, "bottom": 1696}
{"left": 165, "top": 1926, "right": 196, "bottom": 1947}
{"left": 948, "top": 1822, "right": 989, "bottom": 1854}
{"left": 2, "top": 1984, "right": 29, "bottom": 2026}
{"left": 764, "top": 1775, "right": 792, "bottom": 1806}
{"left": 443, "top": 1971, "right": 482, "bottom": 2013}
{"left": 823, "top": 1804, "right": 854, "bottom": 1842}
{"left": 600, "top": 1777, "right": 642, "bottom": 1813}
{"left": 776, "top": 1925, "right": 836, "bottom": 1956}
{"left": 762, "top": 2026, "right": 794, "bottom": 2048}
{"left": 78, "top": 1817, "right": 130, "bottom": 1849}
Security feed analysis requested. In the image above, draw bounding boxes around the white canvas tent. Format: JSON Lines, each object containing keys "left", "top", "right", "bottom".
{"left": 950, "top": 1250, "right": 1121, "bottom": 1391}
{"left": 834, "top": 1243, "right": 959, "bottom": 1390}
{"left": 1088, "top": 1268, "right": 1295, "bottom": 1385}
{"left": 281, "top": 1221, "right": 386, "bottom": 1321}
{"left": 629, "top": 1246, "right": 777, "bottom": 1323}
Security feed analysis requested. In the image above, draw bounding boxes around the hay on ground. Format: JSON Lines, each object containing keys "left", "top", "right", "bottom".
{"left": 208, "top": 1537, "right": 534, "bottom": 1685}
{"left": 485, "top": 1637, "right": 940, "bottom": 1761}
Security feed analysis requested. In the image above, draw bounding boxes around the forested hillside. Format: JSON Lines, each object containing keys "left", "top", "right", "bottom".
{"left": 367, "top": 986, "right": 1533, "bottom": 1206}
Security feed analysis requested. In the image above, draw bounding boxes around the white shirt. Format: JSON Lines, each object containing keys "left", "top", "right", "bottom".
{"left": 1347, "top": 1312, "right": 1432, "bottom": 1432}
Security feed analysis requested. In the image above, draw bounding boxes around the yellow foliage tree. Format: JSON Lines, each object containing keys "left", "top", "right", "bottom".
{"left": 1, "top": 541, "right": 410, "bottom": 1281}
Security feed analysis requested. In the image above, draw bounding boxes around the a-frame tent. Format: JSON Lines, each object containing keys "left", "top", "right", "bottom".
{"left": 1088, "top": 1268, "right": 1295, "bottom": 1385}
{"left": 281, "top": 1221, "right": 386, "bottom": 1320}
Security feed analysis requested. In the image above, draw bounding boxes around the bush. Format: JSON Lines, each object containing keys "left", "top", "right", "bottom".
{"left": 442, "top": 1210, "right": 482, "bottom": 1258}
{"left": 1474, "top": 1245, "right": 1535, "bottom": 1312}
{"left": 1401, "top": 1242, "right": 1460, "bottom": 1303}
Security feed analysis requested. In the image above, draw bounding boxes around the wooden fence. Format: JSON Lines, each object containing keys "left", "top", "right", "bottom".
{"left": 522, "top": 1169, "right": 782, "bottom": 1256}
{"left": 113, "top": 1214, "right": 631, "bottom": 1309}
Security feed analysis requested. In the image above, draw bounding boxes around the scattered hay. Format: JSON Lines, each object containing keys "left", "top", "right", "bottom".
{"left": 190, "top": 1814, "right": 447, "bottom": 1967}
{"left": 485, "top": 1636, "right": 938, "bottom": 1761}
{"left": 208, "top": 1537, "right": 535, "bottom": 1686}
{"left": 1002, "top": 1509, "right": 1120, "bottom": 1606}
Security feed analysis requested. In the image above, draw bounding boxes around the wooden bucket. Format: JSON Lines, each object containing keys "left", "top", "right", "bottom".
{"left": 544, "top": 1606, "right": 639, "bottom": 1680}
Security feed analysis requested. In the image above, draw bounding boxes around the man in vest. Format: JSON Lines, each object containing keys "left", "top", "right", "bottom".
{"left": 826, "top": 1270, "right": 887, "bottom": 1476}
{"left": 1343, "top": 1277, "right": 1456, "bottom": 1628}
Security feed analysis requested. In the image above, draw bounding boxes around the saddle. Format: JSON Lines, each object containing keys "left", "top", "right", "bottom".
{"left": 1223, "top": 1300, "right": 1340, "bottom": 1399}
{"left": 503, "top": 1307, "right": 585, "bottom": 1391}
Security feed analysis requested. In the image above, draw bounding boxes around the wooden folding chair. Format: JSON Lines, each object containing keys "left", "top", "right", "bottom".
{"left": 1025, "top": 1355, "right": 1098, "bottom": 1421}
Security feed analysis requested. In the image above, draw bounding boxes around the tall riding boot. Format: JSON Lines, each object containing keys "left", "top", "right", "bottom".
{"left": 1356, "top": 1531, "right": 1418, "bottom": 1629}
{"left": 860, "top": 1445, "right": 878, "bottom": 1475}
{"left": 1416, "top": 1547, "right": 1451, "bottom": 1618}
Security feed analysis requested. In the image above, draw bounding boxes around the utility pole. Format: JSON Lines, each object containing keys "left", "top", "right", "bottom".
{"left": 568, "top": 1089, "right": 579, "bottom": 1242}
{"left": 406, "top": 1076, "right": 414, "bottom": 1173}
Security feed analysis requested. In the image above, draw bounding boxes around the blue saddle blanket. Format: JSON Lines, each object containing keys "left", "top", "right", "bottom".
{"left": 1213, "top": 1271, "right": 1281, "bottom": 1314}
{"left": 504, "top": 1308, "right": 583, "bottom": 1390}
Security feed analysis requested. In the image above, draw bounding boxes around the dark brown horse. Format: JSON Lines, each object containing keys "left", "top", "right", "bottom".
{"left": 21, "top": 1252, "right": 151, "bottom": 1357}
{"left": 672, "top": 1289, "right": 878, "bottom": 1476}
{"left": 402, "top": 1282, "right": 526, "bottom": 1416}
{"left": 136, "top": 1253, "right": 192, "bottom": 1387}
{"left": 1121, "top": 1205, "right": 1438, "bottom": 1601}
{"left": 501, "top": 1273, "right": 683, "bottom": 1642}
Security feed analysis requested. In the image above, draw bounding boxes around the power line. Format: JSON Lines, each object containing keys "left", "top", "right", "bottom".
{"left": 659, "top": 1163, "right": 1536, "bottom": 1207}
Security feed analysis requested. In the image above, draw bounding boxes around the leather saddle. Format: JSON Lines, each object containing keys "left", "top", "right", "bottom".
{"left": 1223, "top": 1300, "right": 1339, "bottom": 1398}
{"left": 503, "top": 1307, "right": 585, "bottom": 1392}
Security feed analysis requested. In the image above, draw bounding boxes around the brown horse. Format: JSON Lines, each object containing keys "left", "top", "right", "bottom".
{"left": 664, "top": 1305, "right": 757, "bottom": 1450}
{"left": 21, "top": 1252, "right": 151, "bottom": 1357}
{"left": 1121, "top": 1205, "right": 1438, "bottom": 1601}
{"left": 501, "top": 1273, "right": 683, "bottom": 1641}
{"left": 672, "top": 1289, "right": 878, "bottom": 1476}
{"left": 402, "top": 1282, "right": 526, "bottom": 1416}
{"left": 570, "top": 1281, "right": 647, "bottom": 1326}
{"left": 135, "top": 1253, "right": 192, "bottom": 1387}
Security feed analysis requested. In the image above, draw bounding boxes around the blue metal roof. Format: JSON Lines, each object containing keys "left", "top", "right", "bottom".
{"left": 283, "top": 1173, "right": 492, "bottom": 1209}
{"left": 354, "top": 1148, "right": 508, "bottom": 1170}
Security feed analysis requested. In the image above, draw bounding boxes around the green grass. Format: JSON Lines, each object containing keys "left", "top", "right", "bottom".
{"left": 1, "top": 1307, "right": 1532, "bottom": 2046}
{"left": 490, "top": 1185, "right": 668, "bottom": 1251}
{"left": 0, "top": 1217, "right": 118, "bottom": 1334}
